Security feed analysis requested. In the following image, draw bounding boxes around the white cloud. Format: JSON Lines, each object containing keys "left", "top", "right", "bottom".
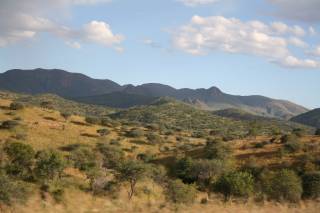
{"left": 309, "top": 45, "right": 320, "bottom": 57}
{"left": 172, "top": 15, "right": 319, "bottom": 69}
{"left": 268, "top": 0, "right": 320, "bottom": 22}
{"left": 0, "top": 0, "right": 123, "bottom": 50}
{"left": 66, "top": 41, "right": 81, "bottom": 49}
{"left": 83, "top": 21, "right": 124, "bottom": 46}
{"left": 288, "top": 37, "right": 308, "bottom": 48}
{"left": 178, "top": 0, "right": 219, "bottom": 7}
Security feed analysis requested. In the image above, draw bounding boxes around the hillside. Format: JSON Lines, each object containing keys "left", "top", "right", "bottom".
{"left": 291, "top": 108, "right": 320, "bottom": 128}
{"left": 0, "top": 92, "right": 320, "bottom": 212}
{"left": 0, "top": 69, "right": 308, "bottom": 119}
{"left": 0, "top": 68, "right": 122, "bottom": 97}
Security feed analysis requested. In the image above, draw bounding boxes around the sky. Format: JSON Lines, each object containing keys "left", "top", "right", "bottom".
{"left": 0, "top": 0, "right": 320, "bottom": 108}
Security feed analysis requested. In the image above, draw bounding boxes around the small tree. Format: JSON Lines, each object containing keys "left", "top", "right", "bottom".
{"left": 34, "top": 150, "right": 66, "bottom": 183}
{"left": 71, "top": 147, "right": 98, "bottom": 172}
{"left": 214, "top": 171, "right": 254, "bottom": 201}
{"left": 116, "top": 160, "right": 149, "bottom": 200}
{"left": 260, "top": 169, "right": 302, "bottom": 202}
{"left": 96, "top": 143, "right": 125, "bottom": 169}
{"left": 1, "top": 120, "right": 19, "bottom": 130}
{"left": 302, "top": 171, "right": 320, "bottom": 199}
{"left": 4, "top": 142, "right": 35, "bottom": 179}
{"left": 97, "top": 128, "right": 110, "bottom": 137}
{"left": 165, "top": 179, "right": 197, "bottom": 204}
{"left": 174, "top": 157, "right": 196, "bottom": 183}
{"left": 85, "top": 116, "right": 100, "bottom": 125}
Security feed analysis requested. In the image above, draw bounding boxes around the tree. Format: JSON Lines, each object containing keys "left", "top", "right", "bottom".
{"left": 115, "top": 160, "right": 149, "bottom": 200}
{"left": 302, "top": 171, "right": 320, "bottom": 199}
{"left": 34, "top": 150, "right": 66, "bottom": 183}
{"left": 174, "top": 157, "right": 196, "bottom": 183}
{"left": 85, "top": 116, "right": 100, "bottom": 125}
{"left": 192, "top": 159, "right": 231, "bottom": 198}
{"left": 260, "top": 169, "right": 302, "bottom": 202}
{"left": 214, "top": 171, "right": 254, "bottom": 201}
{"left": 4, "top": 142, "right": 35, "bottom": 179}
{"left": 165, "top": 179, "right": 197, "bottom": 204}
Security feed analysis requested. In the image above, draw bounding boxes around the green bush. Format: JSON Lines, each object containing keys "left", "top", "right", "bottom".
{"left": 302, "top": 171, "right": 320, "bottom": 199}
{"left": 85, "top": 116, "right": 100, "bottom": 125}
{"left": 214, "top": 171, "right": 254, "bottom": 200}
{"left": 284, "top": 140, "right": 302, "bottom": 153}
{"left": 71, "top": 147, "right": 98, "bottom": 172}
{"left": 96, "top": 143, "right": 125, "bottom": 169}
{"left": 4, "top": 142, "right": 35, "bottom": 179}
{"left": 146, "top": 132, "right": 163, "bottom": 144}
{"left": 0, "top": 172, "right": 29, "bottom": 205}
{"left": 174, "top": 157, "right": 196, "bottom": 183}
{"left": 60, "top": 112, "right": 71, "bottom": 120}
{"left": 260, "top": 169, "right": 302, "bottom": 202}
{"left": 1, "top": 120, "right": 19, "bottom": 130}
{"left": 126, "top": 128, "right": 144, "bottom": 138}
{"left": 204, "top": 139, "right": 232, "bottom": 161}
{"left": 280, "top": 134, "right": 297, "bottom": 144}
{"left": 166, "top": 179, "right": 197, "bottom": 204}
{"left": 34, "top": 150, "right": 66, "bottom": 182}
{"left": 9, "top": 102, "right": 24, "bottom": 110}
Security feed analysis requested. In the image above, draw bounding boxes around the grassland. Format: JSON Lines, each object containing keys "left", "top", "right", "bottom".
{"left": 1, "top": 93, "right": 320, "bottom": 213}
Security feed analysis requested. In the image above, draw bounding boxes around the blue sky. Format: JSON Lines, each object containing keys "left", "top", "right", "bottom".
{"left": 0, "top": 0, "right": 320, "bottom": 108}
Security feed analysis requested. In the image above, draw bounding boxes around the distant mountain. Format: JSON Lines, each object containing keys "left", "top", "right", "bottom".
{"left": 0, "top": 68, "right": 308, "bottom": 118}
{"left": 290, "top": 108, "right": 320, "bottom": 128}
{"left": 0, "top": 68, "right": 122, "bottom": 97}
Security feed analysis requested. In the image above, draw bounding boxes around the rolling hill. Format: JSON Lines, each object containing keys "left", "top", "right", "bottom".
{"left": 0, "top": 68, "right": 308, "bottom": 119}
{"left": 290, "top": 108, "right": 320, "bottom": 128}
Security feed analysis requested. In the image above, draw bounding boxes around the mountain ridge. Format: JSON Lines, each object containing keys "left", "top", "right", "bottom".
{"left": 0, "top": 68, "right": 308, "bottom": 119}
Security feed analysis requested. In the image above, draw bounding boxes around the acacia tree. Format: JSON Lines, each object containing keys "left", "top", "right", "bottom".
{"left": 116, "top": 160, "right": 149, "bottom": 200}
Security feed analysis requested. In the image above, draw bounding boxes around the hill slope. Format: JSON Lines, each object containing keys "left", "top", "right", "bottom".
{"left": 290, "top": 108, "right": 320, "bottom": 128}
{"left": 0, "top": 69, "right": 307, "bottom": 118}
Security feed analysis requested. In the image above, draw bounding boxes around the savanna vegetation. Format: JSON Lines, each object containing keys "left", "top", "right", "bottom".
{"left": 0, "top": 92, "right": 319, "bottom": 212}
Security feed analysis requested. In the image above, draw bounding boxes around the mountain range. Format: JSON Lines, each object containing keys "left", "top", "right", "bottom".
{"left": 0, "top": 68, "right": 308, "bottom": 119}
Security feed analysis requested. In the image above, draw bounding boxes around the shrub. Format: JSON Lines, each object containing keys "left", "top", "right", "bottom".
{"left": 60, "top": 112, "right": 71, "bottom": 120}
{"left": 166, "top": 179, "right": 197, "bottom": 204}
{"left": 204, "top": 139, "right": 232, "bottom": 161}
{"left": 292, "top": 128, "right": 305, "bottom": 137}
{"left": 71, "top": 148, "right": 98, "bottom": 172}
{"left": 174, "top": 157, "right": 196, "bottom": 183}
{"left": 280, "top": 134, "right": 297, "bottom": 144}
{"left": 214, "top": 171, "right": 254, "bottom": 200}
{"left": 1, "top": 120, "right": 19, "bottom": 130}
{"left": 0, "top": 172, "right": 29, "bottom": 205}
{"left": 315, "top": 129, "right": 320, "bottom": 136}
{"left": 85, "top": 116, "right": 100, "bottom": 125}
{"left": 115, "top": 160, "right": 150, "bottom": 199}
{"left": 260, "top": 169, "right": 302, "bottom": 202}
{"left": 97, "top": 128, "right": 110, "bottom": 136}
{"left": 96, "top": 143, "right": 125, "bottom": 169}
{"left": 146, "top": 132, "right": 163, "bottom": 144}
{"left": 34, "top": 150, "right": 66, "bottom": 183}
{"left": 4, "top": 142, "right": 35, "bottom": 179}
{"left": 126, "top": 129, "right": 144, "bottom": 138}
{"left": 284, "top": 140, "right": 302, "bottom": 153}
{"left": 302, "top": 171, "right": 320, "bottom": 199}
{"left": 9, "top": 102, "right": 24, "bottom": 110}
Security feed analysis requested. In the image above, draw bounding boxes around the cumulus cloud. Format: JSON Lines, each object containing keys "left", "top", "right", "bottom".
{"left": 178, "top": 0, "right": 220, "bottom": 7}
{"left": 0, "top": 0, "right": 124, "bottom": 50}
{"left": 268, "top": 0, "right": 320, "bottom": 22}
{"left": 172, "top": 15, "right": 319, "bottom": 69}
{"left": 309, "top": 45, "right": 320, "bottom": 57}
